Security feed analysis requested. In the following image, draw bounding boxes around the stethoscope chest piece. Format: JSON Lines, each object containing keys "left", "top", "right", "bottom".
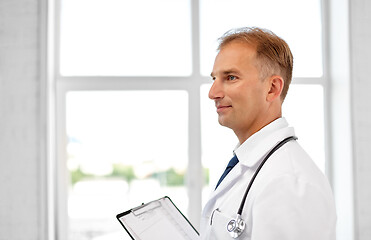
{"left": 227, "top": 214, "right": 245, "bottom": 238}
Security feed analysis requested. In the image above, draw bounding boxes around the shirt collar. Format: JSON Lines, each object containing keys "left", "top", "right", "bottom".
{"left": 234, "top": 117, "right": 295, "bottom": 167}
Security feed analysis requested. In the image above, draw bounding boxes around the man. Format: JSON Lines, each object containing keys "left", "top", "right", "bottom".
{"left": 200, "top": 27, "right": 336, "bottom": 239}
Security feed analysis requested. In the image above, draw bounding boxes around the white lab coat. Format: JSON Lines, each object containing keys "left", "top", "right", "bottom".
{"left": 200, "top": 118, "right": 336, "bottom": 240}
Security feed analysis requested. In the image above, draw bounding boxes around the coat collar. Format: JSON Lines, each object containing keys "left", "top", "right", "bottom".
{"left": 234, "top": 118, "right": 295, "bottom": 168}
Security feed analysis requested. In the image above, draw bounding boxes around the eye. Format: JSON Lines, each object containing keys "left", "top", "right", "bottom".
{"left": 227, "top": 75, "right": 237, "bottom": 81}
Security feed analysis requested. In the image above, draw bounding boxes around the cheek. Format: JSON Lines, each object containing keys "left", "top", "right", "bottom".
{"left": 235, "top": 87, "right": 266, "bottom": 113}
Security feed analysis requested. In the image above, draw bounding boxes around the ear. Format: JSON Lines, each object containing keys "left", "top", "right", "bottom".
{"left": 266, "top": 76, "right": 284, "bottom": 102}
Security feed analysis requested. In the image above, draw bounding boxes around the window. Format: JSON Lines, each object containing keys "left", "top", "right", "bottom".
{"left": 199, "top": 0, "right": 323, "bottom": 77}
{"left": 56, "top": 0, "right": 327, "bottom": 239}
{"left": 60, "top": 0, "right": 192, "bottom": 76}
{"left": 66, "top": 91, "right": 188, "bottom": 239}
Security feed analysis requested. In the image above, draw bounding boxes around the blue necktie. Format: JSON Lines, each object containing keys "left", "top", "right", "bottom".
{"left": 215, "top": 155, "right": 239, "bottom": 190}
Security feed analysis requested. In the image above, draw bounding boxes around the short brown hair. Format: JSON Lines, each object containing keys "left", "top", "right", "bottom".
{"left": 218, "top": 27, "right": 293, "bottom": 101}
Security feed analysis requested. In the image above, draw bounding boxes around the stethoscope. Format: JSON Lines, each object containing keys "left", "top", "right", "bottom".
{"left": 226, "top": 136, "right": 298, "bottom": 238}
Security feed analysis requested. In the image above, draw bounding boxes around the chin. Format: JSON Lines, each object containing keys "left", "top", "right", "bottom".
{"left": 218, "top": 117, "right": 232, "bottom": 129}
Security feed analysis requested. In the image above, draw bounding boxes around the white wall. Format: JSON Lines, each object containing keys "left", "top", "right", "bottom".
{"left": 0, "top": 0, "right": 46, "bottom": 239}
{"left": 349, "top": 0, "right": 371, "bottom": 239}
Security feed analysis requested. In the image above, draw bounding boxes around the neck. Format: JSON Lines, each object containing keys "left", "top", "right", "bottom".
{"left": 235, "top": 110, "right": 282, "bottom": 144}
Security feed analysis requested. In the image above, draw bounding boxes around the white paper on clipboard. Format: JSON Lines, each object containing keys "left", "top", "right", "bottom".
{"left": 116, "top": 196, "right": 199, "bottom": 240}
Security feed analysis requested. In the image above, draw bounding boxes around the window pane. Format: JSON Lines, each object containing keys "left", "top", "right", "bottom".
{"left": 200, "top": 0, "right": 323, "bottom": 78}
{"left": 282, "top": 84, "right": 326, "bottom": 171}
{"left": 200, "top": 84, "right": 325, "bottom": 204}
{"left": 200, "top": 84, "right": 238, "bottom": 205}
{"left": 60, "top": 0, "right": 192, "bottom": 76}
{"left": 66, "top": 91, "right": 188, "bottom": 239}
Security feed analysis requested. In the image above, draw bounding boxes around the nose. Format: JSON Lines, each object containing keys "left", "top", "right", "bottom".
{"left": 209, "top": 78, "right": 224, "bottom": 100}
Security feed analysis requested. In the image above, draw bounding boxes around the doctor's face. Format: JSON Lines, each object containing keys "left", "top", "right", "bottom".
{"left": 209, "top": 41, "right": 270, "bottom": 140}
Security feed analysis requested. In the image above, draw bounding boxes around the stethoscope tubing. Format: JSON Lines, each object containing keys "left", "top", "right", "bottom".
{"left": 237, "top": 136, "right": 298, "bottom": 215}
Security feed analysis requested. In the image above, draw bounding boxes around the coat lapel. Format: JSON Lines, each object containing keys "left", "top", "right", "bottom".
{"left": 202, "top": 162, "right": 245, "bottom": 217}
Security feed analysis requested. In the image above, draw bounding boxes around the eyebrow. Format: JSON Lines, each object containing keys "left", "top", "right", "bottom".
{"left": 210, "top": 69, "right": 241, "bottom": 77}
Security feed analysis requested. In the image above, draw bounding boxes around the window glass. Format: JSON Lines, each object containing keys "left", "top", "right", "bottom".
{"left": 282, "top": 84, "right": 325, "bottom": 171}
{"left": 200, "top": 84, "right": 325, "bottom": 203}
{"left": 200, "top": 0, "right": 323, "bottom": 78}
{"left": 66, "top": 91, "right": 188, "bottom": 239}
{"left": 60, "top": 0, "right": 192, "bottom": 76}
{"left": 200, "top": 84, "right": 238, "bottom": 204}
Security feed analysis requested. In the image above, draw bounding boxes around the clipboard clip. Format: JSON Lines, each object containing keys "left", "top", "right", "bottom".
{"left": 131, "top": 199, "right": 162, "bottom": 216}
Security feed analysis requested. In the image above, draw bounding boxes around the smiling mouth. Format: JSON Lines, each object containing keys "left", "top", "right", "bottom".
{"left": 216, "top": 105, "right": 232, "bottom": 113}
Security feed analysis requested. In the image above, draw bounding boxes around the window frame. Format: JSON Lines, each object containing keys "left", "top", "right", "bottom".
{"left": 51, "top": 0, "right": 332, "bottom": 239}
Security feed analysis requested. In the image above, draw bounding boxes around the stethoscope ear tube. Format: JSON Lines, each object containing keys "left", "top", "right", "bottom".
{"left": 227, "top": 136, "right": 297, "bottom": 238}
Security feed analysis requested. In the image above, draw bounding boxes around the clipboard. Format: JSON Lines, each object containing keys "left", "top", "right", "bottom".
{"left": 116, "top": 196, "right": 199, "bottom": 240}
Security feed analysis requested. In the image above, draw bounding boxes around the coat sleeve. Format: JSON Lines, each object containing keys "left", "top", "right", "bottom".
{"left": 250, "top": 175, "right": 336, "bottom": 240}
